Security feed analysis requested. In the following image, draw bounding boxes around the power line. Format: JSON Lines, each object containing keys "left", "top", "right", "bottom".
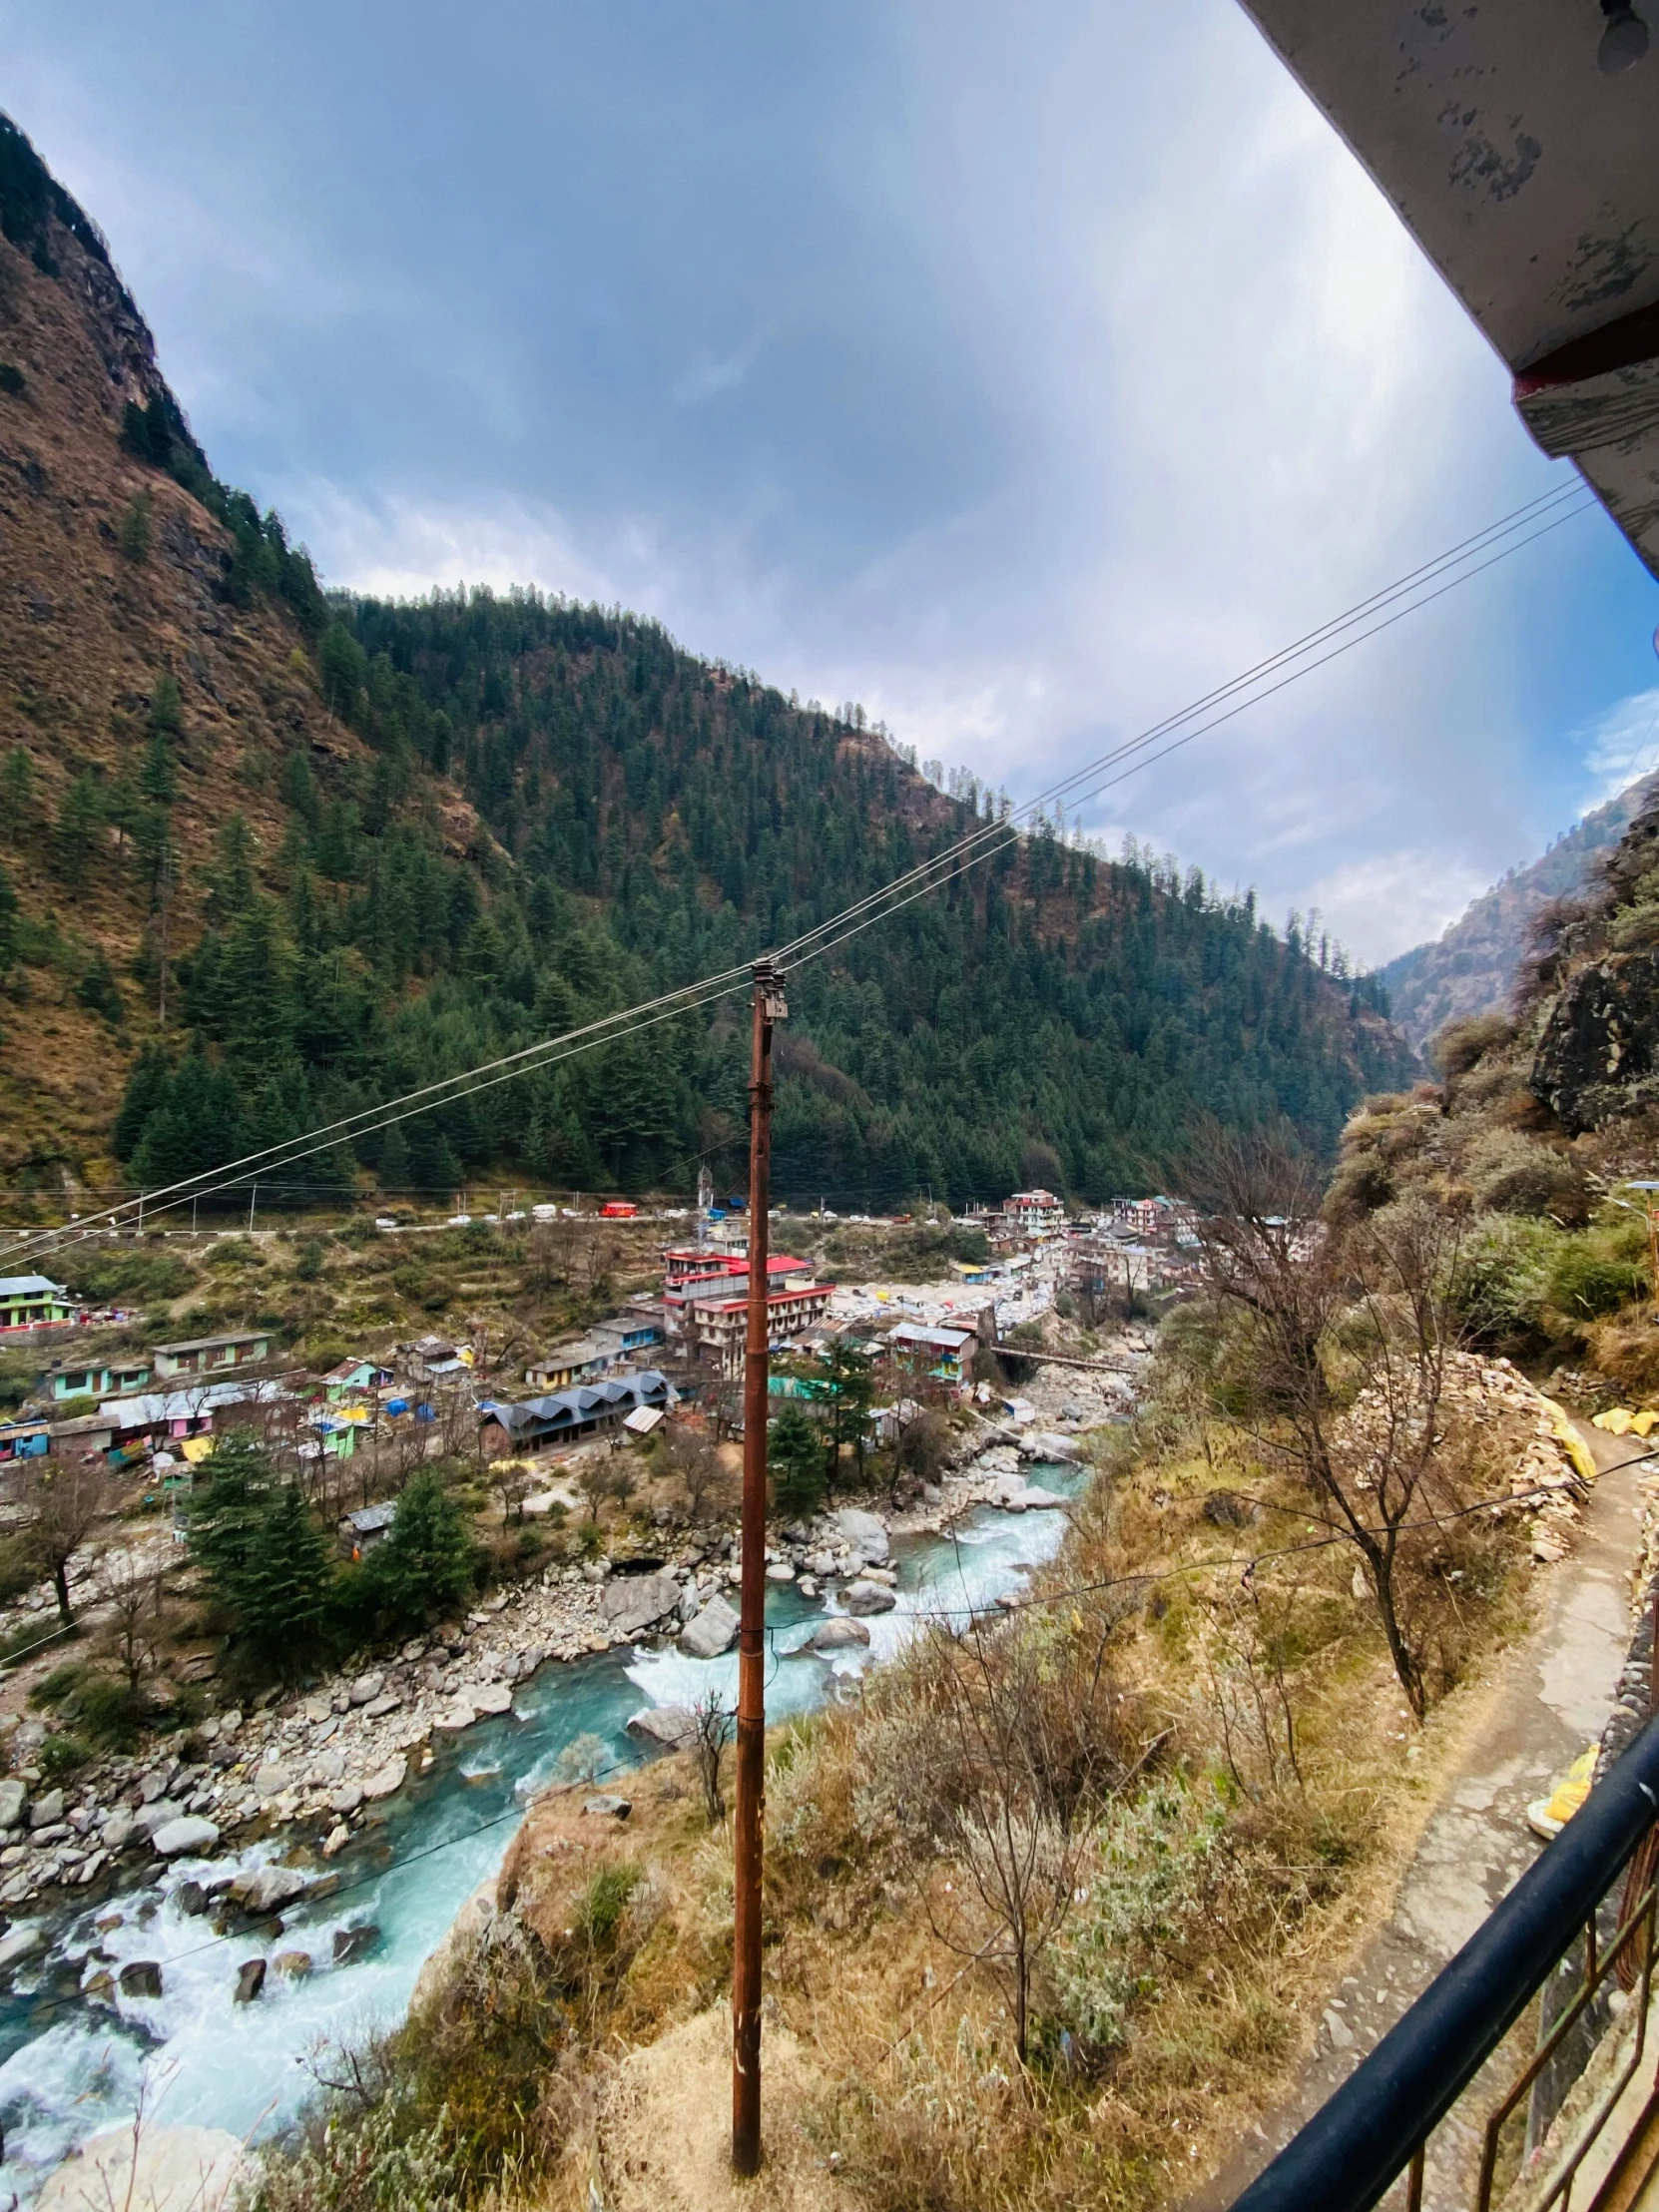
{"left": 0, "top": 484, "right": 1598, "bottom": 1271}
{"left": 103, "top": 1451, "right": 1640, "bottom": 1971}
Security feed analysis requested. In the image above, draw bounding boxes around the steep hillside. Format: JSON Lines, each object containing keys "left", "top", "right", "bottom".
{"left": 0, "top": 112, "right": 1411, "bottom": 1214}
{"left": 1379, "top": 770, "right": 1659, "bottom": 1049}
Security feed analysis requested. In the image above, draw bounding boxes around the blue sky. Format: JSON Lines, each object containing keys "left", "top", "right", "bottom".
{"left": 6, "top": 0, "right": 1658, "bottom": 963}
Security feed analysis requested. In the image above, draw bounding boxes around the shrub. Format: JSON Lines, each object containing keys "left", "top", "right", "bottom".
{"left": 38, "top": 1731, "right": 90, "bottom": 1780}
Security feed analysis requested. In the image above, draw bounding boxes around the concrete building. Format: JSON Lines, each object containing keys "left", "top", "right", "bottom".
{"left": 0, "top": 1275, "right": 74, "bottom": 1332}
{"left": 153, "top": 1330, "right": 273, "bottom": 1379}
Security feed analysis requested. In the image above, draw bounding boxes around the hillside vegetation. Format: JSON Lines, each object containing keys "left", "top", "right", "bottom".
{"left": 0, "top": 111, "right": 1409, "bottom": 1215}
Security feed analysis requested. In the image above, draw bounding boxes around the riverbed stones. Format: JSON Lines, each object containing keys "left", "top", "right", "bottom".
{"left": 349, "top": 1672, "right": 384, "bottom": 1706}
{"left": 679, "top": 1594, "right": 740, "bottom": 1660}
{"left": 601, "top": 1572, "right": 682, "bottom": 1639}
{"left": 234, "top": 1957, "right": 267, "bottom": 2004}
{"left": 470, "top": 1683, "right": 513, "bottom": 1717}
{"left": 321, "top": 1823, "right": 350, "bottom": 1858}
{"left": 361, "top": 1756, "right": 408, "bottom": 1802}
{"left": 119, "top": 1959, "right": 163, "bottom": 1997}
{"left": 274, "top": 1949, "right": 311, "bottom": 1978}
{"left": 152, "top": 1816, "right": 220, "bottom": 1859}
{"left": 328, "top": 1784, "right": 363, "bottom": 1816}
{"left": 305, "top": 1751, "right": 345, "bottom": 1787}
{"left": 433, "top": 1700, "right": 476, "bottom": 1732}
{"left": 363, "top": 1694, "right": 402, "bottom": 1720}
{"left": 765, "top": 1561, "right": 796, "bottom": 1582}
{"left": 0, "top": 1780, "right": 25, "bottom": 1831}
{"left": 254, "top": 1763, "right": 292, "bottom": 1799}
{"left": 841, "top": 1579, "right": 898, "bottom": 1616}
{"left": 29, "top": 1789, "right": 64, "bottom": 1830}
{"left": 830, "top": 1509, "right": 889, "bottom": 1566}
{"left": 808, "top": 1616, "right": 872, "bottom": 1653}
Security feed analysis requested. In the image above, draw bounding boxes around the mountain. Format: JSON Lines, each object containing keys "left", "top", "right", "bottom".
{"left": 0, "top": 113, "right": 1412, "bottom": 1214}
{"left": 1378, "top": 772, "right": 1659, "bottom": 1052}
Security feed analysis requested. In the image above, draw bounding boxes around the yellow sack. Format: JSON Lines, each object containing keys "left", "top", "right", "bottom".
{"left": 1545, "top": 1747, "right": 1598, "bottom": 1825}
{"left": 1595, "top": 1406, "right": 1636, "bottom": 1435}
{"left": 1632, "top": 1409, "right": 1659, "bottom": 1438}
{"left": 1541, "top": 1398, "right": 1598, "bottom": 1484}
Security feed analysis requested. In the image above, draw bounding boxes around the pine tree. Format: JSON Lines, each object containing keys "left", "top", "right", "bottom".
{"left": 187, "top": 1430, "right": 270, "bottom": 1605}
{"left": 769, "top": 1402, "right": 825, "bottom": 1517}
{"left": 235, "top": 1482, "right": 333, "bottom": 1669}
{"left": 357, "top": 1468, "right": 476, "bottom": 1631}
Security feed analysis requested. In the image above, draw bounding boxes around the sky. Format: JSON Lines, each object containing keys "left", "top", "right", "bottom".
{"left": 5, "top": 0, "right": 1658, "bottom": 966}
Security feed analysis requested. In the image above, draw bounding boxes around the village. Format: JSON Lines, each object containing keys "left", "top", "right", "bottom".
{"left": 0, "top": 1187, "right": 1200, "bottom": 1933}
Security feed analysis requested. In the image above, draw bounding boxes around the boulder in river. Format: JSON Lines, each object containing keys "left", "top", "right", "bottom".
{"left": 332, "top": 1922, "right": 380, "bottom": 1963}
{"left": 174, "top": 1881, "right": 207, "bottom": 1916}
{"left": 471, "top": 1683, "right": 513, "bottom": 1716}
{"left": 361, "top": 1756, "right": 408, "bottom": 1802}
{"left": 329, "top": 1784, "right": 364, "bottom": 1816}
{"left": 1008, "top": 1485, "right": 1066, "bottom": 1512}
{"left": 841, "top": 1579, "right": 898, "bottom": 1617}
{"left": 679, "top": 1594, "right": 740, "bottom": 1660}
{"left": 274, "top": 1949, "right": 312, "bottom": 1978}
{"left": 232, "top": 1865, "right": 309, "bottom": 1915}
{"left": 0, "top": 1925, "right": 44, "bottom": 1972}
{"left": 602, "top": 1572, "right": 682, "bottom": 1639}
{"left": 234, "top": 1957, "right": 266, "bottom": 2004}
{"left": 830, "top": 1509, "right": 889, "bottom": 1566}
{"left": 808, "top": 1616, "right": 872, "bottom": 1653}
{"left": 37, "top": 2123, "right": 247, "bottom": 2212}
{"left": 152, "top": 1816, "right": 220, "bottom": 1859}
{"left": 626, "top": 1704, "right": 696, "bottom": 1749}
{"left": 1018, "top": 1430, "right": 1083, "bottom": 1464}
{"left": 119, "top": 1959, "right": 163, "bottom": 1998}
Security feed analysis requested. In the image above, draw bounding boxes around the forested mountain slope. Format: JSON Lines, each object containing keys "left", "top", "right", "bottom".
{"left": 1379, "top": 770, "right": 1659, "bottom": 1051}
{"left": 0, "top": 112, "right": 1411, "bottom": 1212}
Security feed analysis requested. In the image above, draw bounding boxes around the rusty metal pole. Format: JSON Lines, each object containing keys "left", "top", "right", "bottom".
{"left": 733, "top": 957, "right": 783, "bottom": 2175}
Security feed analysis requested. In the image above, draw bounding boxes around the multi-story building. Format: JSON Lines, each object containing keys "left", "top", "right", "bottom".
{"left": 1006, "top": 1189, "right": 1065, "bottom": 1235}
{"left": 684, "top": 1280, "right": 837, "bottom": 1378}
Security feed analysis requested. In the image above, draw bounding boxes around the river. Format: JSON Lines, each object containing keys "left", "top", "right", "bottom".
{"left": 0, "top": 1474, "right": 1082, "bottom": 2192}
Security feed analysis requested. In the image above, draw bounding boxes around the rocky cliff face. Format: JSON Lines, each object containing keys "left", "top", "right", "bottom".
{"left": 1379, "top": 772, "right": 1659, "bottom": 1052}
{"left": 0, "top": 114, "right": 472, "bottom": 1181}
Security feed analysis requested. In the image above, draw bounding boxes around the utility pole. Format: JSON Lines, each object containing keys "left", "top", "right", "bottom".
{"left": 249, "top": 1184, "right": 257, "bottom": 1234}
{"left": 733, "top": 956, "right": 786, "bottom": 2176}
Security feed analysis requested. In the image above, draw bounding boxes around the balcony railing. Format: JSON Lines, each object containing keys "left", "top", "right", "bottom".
{"left": 1229, "top": 1711, "right": 1659, "bottom": 2212}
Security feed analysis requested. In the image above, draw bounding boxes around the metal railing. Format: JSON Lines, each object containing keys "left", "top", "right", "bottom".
{"left": 1230, "top": 1711, "right": 1659, "bottom": 2212}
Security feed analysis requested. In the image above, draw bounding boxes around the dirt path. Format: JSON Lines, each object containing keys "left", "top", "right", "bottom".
{"left": 1191, "top": 1421, "right": 1651, "bottom": 2212}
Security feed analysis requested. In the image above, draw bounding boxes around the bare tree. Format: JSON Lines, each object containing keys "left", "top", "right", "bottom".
{"left": 490, "top": 1460, "right": 531, "bottom": 1527}
{"left": 658, "top": 1421, "right": 731, "bottom": 1525}
{"left": 690, "top": 1687, "right": 733, "bottom": 1824}
{"left": 1189, "top": 1120, "right": 1473, "bottom": 1718}
{"left": 100, "top": 1552, "right": 163, "bottom": 1696}
{"left": 917, "top": 1618, "right": 1120, "bottom": 2067}
{"left": 19, "top": 1459, "right": 105, "bottom": 1626}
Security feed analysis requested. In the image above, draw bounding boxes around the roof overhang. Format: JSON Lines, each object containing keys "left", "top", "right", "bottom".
{"left": 1235, "top": 0, "right": 1659, "bottom": 581}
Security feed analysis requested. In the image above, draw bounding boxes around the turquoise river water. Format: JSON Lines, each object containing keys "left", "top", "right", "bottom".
{"left": 0, "top": 1473, "right": 1082, "bottom": 2193}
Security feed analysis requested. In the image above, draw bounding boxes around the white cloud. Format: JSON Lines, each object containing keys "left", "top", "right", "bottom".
{"left": 1575, "top": 686, "right": 1659, "bottom": 812}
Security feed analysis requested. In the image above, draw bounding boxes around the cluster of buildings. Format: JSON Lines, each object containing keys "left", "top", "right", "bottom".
{"left": 0, "top": 1182, "right": 1208, "bottom": 1488}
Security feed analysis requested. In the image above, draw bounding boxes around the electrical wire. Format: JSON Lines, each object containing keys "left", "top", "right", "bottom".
{"left": 0, "top": 481, "right": 1599, "bottom": 1267}
{"left": 782, "top": 489, "right": 1599, "bottom": 975}
{"left": 83, "top": 1448, "right": 1649, "bottom": 1972}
